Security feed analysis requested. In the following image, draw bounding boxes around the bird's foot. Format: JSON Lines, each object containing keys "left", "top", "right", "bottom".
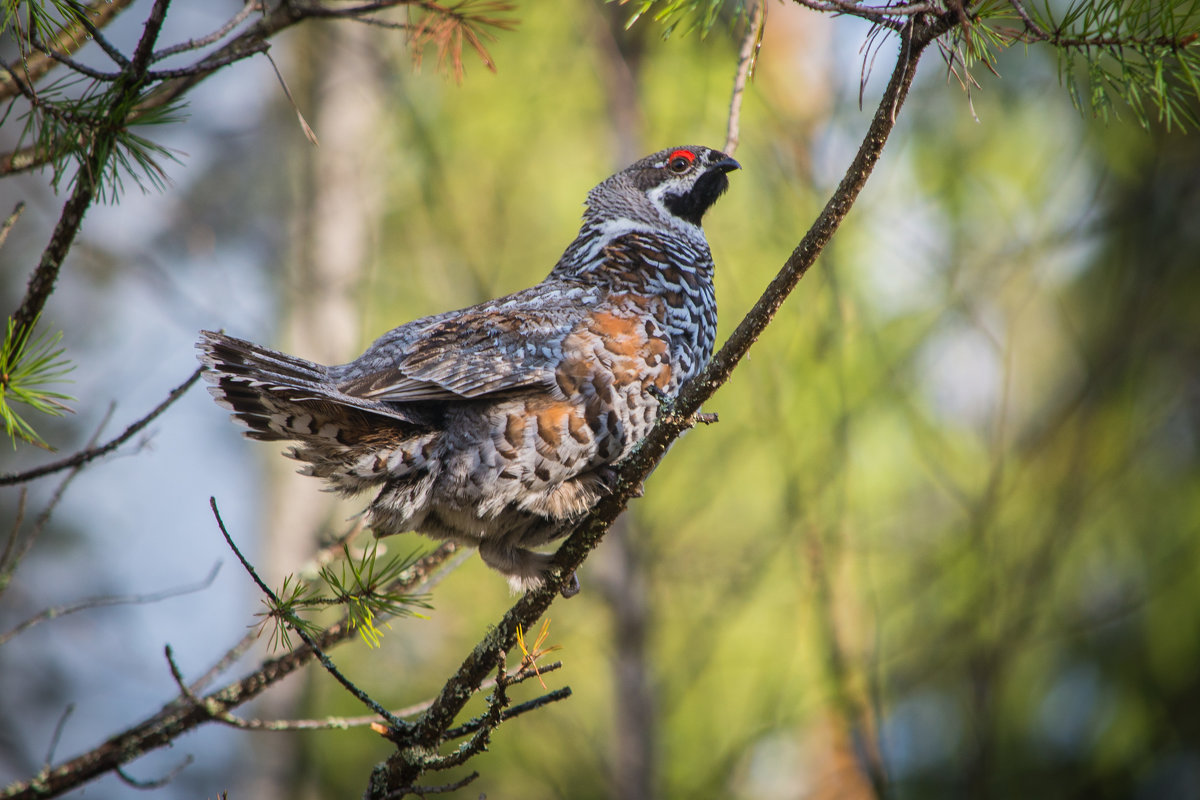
{"left": 596, "top": 465, "right": 644, "bottom": 498}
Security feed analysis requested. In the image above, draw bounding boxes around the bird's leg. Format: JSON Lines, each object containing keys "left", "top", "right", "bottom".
{"left": 478, "top": 538, "right": 581, "bottom": 598}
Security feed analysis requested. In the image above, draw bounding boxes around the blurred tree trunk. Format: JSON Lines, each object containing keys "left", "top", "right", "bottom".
{"left": 590, "top": 4, "right": 656, "bottom": 799}
{"left": 243, "top": 22, "right": 385, "bottom": 800}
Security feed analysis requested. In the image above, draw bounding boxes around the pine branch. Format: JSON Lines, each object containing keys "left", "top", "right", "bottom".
{"left": 0, "top": 0, "right": 136, "bottom": 102}
{"left": 9, "top": 0, "right": 171, "bottom": 345}
{"left": 210, "top": 499, "right": 413, "bottom": 733}
{"left": 996, "top": 0, "right": 1200, "bottom": 129}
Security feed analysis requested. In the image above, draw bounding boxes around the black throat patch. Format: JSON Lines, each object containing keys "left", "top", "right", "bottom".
{"left": 662, "top": 170, "right": 730, "bottom": 227}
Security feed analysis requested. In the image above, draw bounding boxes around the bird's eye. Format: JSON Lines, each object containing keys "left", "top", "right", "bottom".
{"left": 667, "top": 149, "right": 696, "bottom": 173}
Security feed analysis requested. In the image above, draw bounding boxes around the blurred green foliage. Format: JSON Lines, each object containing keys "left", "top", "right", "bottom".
{"left": 271, "top": 3, "right": 1200, "bottom": 798}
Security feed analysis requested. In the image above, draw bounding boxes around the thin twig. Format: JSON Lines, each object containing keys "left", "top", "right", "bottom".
{"left": 263, "top": 49, "right": 319, "bottom": 145}
{"left": 144, "top": 41, "right": 270, "bottom": 81}
{"left": 1, "top": 1, "right": 437, "bottom": 178}
{"left": 0, "top": 201, "right": 25, "bottom": 250}
{"left": 724, "top": 0, "right": 766, "bottom": 156}
{"left": 168, "top": 652, "right": 562, "bottom": 732}
{"left": 152, "top": 0, "right": 259, "bottom": 61}
{"left": 344, "top": 16, "right": 412, "bottom": 31}
{"left": 1004, "top": 0, "right": 1197, "bottom": 48}
{"left": 28, "top": 39, "right": 121, "bottom": 81}
{"left": 401, "top": 771, "right": 480, "bottom": 797}
{"left": 42, "top": 704, "right": 74, "bottom": 769}
{"left": 209, "top": 497, "right": 409, "bottom": 732}
{"left": 0, "top": 488, "right": 27, "bottom": 585}
{"left": 75, "top": 14, "right": 131, "bottom": 69}
{"left": 406, "top": 650, "right": 511, "bottom": 772}
{"left": 0, "top": 367, "right": 204, "bottom": 486}
{"left": 0, "top": 563, "right": 222, "bottom": 647}
{"left": 114, "top": 758, "right": 193, "bottom": 790}
{"left": 791, "top": 0, "right": 927, "bottom": 28}
{"left": 185, "top": 628, "right": 259, "bottom": 696}
{"left": 1006, "top": 0, "right": 1048, "bottom": 37}
{"left": 0, "top": 405, "right": 114, "bottom": 599}
{"left": 441, "top": 686, "right": 572, "bottom": 741}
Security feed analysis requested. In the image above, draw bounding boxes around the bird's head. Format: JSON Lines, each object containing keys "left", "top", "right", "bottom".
{"left": 586, "top": 145, "right": 740, "bottom": 230}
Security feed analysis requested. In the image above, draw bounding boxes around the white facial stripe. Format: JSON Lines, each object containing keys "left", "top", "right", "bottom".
{"left": 645, "top": 182, "right": 705, "bottom": 235}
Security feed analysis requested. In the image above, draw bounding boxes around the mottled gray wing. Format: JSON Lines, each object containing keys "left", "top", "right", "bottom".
{"left": 335, "top": 285, "right": 595, "bottom": 403}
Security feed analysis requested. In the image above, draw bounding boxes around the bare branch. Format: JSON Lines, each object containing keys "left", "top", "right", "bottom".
{"left": 790, "top": 0, "right": 932, "bottom": 29}
{"left": 403, "top": 771, "right": 480, "bottom": 797}
{"left": 0, "top": 563, "right": 221, "bottom": 647}
{"left": 0, "top": 367, "right": 203, "bottom": 486}
{"left": 114, "top": 758, "right": 192, "bottom": 791}
{"left": 724, "top": 0, "right": 766, "bottom": 156}
{"left": 0, "top": 202, "right": 25, "bottom": 250}
{"left": 0, "top": 144, "right": 44, "bottom": 177}
{"left": 0, "top": 2, "right": 478, "bottom": 178}
{"left": 42, "top": 704, "right": 74, "bottom": 771}
{"left": 129, "top": 0, "right": 174, "bottom": 73}
{"left": 0, "top": 405, "right": 114, "bottom": 599}
{"left": 143, "top": 41, "right": 271, "bottom": 82}
{"left": 74, "top": 15, "right": 131, "bottom": 68}
{"left": 151, "top": 0, "right": 258, "bottom": 61}
{"left": 441, "top": 686, "right": 572, "bottom": 742}
{"left": 27, "top": 39, "right": 121, "bottom": 81}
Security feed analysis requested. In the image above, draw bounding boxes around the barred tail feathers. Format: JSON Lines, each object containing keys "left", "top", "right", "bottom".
{"left": 196, "top": 331, "right": 436, "bottom": 494}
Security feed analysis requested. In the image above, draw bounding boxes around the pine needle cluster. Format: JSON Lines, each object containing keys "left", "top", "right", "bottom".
{"left": 623, "top": 0, "right": 1200, "bottom": 129}
{"left": 257, "top": 544, "right": 433, "bottom": 652}
{"left": 0, "top": 315, "right": 73, "bottom": 450}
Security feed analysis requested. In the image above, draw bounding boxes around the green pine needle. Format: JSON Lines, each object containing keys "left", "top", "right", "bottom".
{"left": 259, "top": 544, "right": 432, "bottom": 652}
{"left": 618, "top": 0, "right": 747, "bottom": 39}
{"left": 1, "top": 317, "right": 75, "bottom": 450}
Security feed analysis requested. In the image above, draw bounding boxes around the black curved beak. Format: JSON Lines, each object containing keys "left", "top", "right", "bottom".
{"left": 712, "top": 156, "right": 741, "bottom": 173}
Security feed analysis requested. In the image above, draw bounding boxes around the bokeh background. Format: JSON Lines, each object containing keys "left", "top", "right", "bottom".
{"left": 2, "top": 1, "right": 1198, "bottom": 798}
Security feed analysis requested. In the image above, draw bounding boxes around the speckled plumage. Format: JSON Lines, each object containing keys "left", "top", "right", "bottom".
{"left": 198, "top": 145, "right": 738, "bottom": 593}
